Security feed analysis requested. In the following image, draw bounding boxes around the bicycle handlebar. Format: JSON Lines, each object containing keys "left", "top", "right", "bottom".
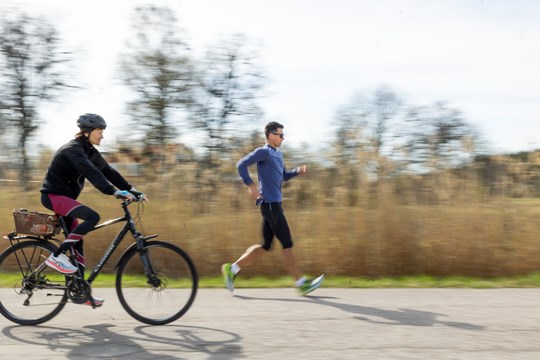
{"left": 114, "top": 190, "right": 148, "bottom": 203}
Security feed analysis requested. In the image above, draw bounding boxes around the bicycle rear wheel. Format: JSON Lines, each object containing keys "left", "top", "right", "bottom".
{"left": 0, "top": 239, "right": 68, "bottom": 325}
{"left": 115, "top": 241, "right": 198, "bottom": 325}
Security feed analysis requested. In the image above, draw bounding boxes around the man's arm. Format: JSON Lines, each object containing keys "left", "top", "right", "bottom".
{"left": 236, "top": 147, "right": 267, "bottom": 185}
{"left": 237, "top": 147, "right": 268, "bottom": 198}
{"left": 283, "top": 164, "right": 307, "bottom": 181}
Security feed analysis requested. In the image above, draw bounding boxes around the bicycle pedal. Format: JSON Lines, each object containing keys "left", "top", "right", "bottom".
{"left": 84, "top": 300, "right": 102, "bottom": 308}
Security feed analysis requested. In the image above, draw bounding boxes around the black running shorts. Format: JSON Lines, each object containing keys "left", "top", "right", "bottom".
{"left": 260, "top": 202, "right": 293, "bottom": 250}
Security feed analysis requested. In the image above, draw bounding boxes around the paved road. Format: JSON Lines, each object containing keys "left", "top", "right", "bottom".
{"left": 1, "top": 288, "right": 540, "bottom": 359}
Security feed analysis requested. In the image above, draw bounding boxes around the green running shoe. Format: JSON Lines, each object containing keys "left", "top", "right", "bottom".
{"left": 299, "top": 274, "right": 324, "bottom": 296}
{"left": 221, "top": 263, "right": 236, "bottom": 292}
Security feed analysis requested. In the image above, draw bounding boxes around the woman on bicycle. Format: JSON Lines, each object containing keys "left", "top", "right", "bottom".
{"left": 40, "top": 113, "right": 144, "bottom": 306}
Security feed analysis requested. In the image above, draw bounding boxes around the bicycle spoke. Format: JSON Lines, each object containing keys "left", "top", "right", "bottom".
{"left": 116, "top": 241, "right": 198, "bottom": 325}
{"left": 1, "top": 202, "right": 198, "bottom": 326}
{"left": 0, "top": 240, "right": 68, "bottom": 325}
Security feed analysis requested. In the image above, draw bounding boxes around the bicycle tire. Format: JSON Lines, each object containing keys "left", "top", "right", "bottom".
{"left": 115, "top": 241, "right": 198, "bottom": 325}
{"left": 0, "top": 239, "right": 68, "bottom": 325}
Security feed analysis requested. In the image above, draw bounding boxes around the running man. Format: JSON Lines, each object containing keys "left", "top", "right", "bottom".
{"left": 221, "top": 121, "right": 324, "bottom": 295}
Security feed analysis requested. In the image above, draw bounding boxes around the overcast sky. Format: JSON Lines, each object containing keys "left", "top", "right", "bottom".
{"left": 3, "top": 0, "right": 540, "bottom": 154}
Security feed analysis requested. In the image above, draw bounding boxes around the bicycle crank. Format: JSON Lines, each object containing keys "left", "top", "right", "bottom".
{"left": 66, "top": 277, "right": 91, "bottom": 304}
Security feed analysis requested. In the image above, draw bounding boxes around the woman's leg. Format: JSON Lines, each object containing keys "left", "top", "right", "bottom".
{"left": 41, "top": 193, "right": 100, "bottom": 256}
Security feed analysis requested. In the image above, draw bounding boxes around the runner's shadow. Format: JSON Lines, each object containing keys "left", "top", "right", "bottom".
{"left": 235, "top": 294, "right": 484, "bottom": 330}
{"left": 233, "top": 294, "right": 309, "bottom": 303}
{"left": 2, "top": 323, "right": 243, "bottom": 359}
{"left": 309, "top": 296, "right": 485, "bottom": 330}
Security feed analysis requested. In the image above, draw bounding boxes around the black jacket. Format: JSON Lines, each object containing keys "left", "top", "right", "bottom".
{"left": 40, "top": 136, "right": 131, "bottom": 199}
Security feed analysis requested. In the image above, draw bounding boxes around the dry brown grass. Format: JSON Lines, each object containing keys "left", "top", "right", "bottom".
{"left": 3, "top": 178, "right": 540, "bottom": 279}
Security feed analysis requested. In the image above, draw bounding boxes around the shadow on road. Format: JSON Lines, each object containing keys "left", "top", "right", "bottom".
{"left": 2, "top": 323, "right": 243, "bottom": 359}
{"left": 234, "top": 294, "right": 484, "bottom": 331}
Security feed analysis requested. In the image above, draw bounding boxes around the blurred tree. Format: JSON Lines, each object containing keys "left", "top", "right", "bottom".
{"left": 404, "top": 101, "right": 477, "bottom": 172}
{"left": 0, "top": 12, "right": 73, "bottom": 189}
{"left": 0, "top": 111, "right": 6, "bottom": 179}
{"left": 119, "top": 5, "right": 194, "bottom": 172}
{"left": 363, "top": 86, "right": 404, "bottom": 183}
{"left": 330, "top": 85, "right": 404, "bottom": 205}
{"left": 189, "top": 34, "right": 265, "bottom": 169}
{"left": 331, "top": 95, "right": 366, "bottom": 188}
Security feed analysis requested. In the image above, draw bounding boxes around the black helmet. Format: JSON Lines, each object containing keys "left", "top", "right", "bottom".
{"left": 77, "top": 113, "right": 107, "bottom": 131}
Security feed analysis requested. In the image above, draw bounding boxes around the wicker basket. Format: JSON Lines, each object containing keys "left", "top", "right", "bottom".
{"left": 12, "top": 209, "right": 61, "bottom": 236}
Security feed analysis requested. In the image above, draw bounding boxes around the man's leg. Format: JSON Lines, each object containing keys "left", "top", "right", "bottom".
{"left": 235, "top": 244, "right": 267, "bottom": 268}
{"left": 282, "top": 247, "right": 302, "bottom": 281}
{"left": 235, "top": 207, "right": 275, "bottom": 269}
{"left": 221, "top": 209, "right": 274, "bottom": 291}
{"left": 222, "top": 245, "right": 267, "bottom": 292}
{"left": 261, "top": 203, "right": 324, "bottom": 295}
{"left": 263, "top": 203, "right": 303, "bottom": 282}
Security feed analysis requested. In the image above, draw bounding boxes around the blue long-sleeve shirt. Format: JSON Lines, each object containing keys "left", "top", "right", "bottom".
{"left": 236, "top": 144, "right": 299, "bottom": 203}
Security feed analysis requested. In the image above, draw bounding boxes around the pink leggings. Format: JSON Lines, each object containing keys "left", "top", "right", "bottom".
{"left": 41, "top": 193, "right": 101, "bottom": 269}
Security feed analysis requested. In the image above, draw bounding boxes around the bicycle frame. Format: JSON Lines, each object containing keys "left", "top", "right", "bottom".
{"left": 1, "top": 197, "right": 198, "bottom": 325}
{"left": 58, "top": 200, "right": 158, "bottom": 284}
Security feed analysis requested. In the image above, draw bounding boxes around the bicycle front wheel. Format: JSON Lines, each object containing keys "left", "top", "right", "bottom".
{"left": 115, "top": 241, "right": 198, "bottom": 325}
{"left": 0, "top": 239, "right": 68, "bottom": 325}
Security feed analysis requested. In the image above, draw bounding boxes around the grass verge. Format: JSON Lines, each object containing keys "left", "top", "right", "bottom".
{"left": 2, "top": 273, "right": 540, "bottom": 289}
{"left": 201, "top": 273, "right": 540, "bottom": 289}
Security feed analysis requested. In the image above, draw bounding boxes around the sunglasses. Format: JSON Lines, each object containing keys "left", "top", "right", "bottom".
{"left": 271, "top": 132, "right": 285, "bottom": 139}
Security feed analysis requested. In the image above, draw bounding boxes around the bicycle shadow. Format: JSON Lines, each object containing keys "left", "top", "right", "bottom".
{"left": 2, "top": 323, "right": 243, "bottom": 359}
{"left": 234, "top": 294, "right": 484, "bottom": 331}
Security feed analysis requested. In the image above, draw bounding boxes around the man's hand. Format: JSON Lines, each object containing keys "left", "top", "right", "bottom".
{"left": 247, "top": 183, "right": 259, "bottom": 199}
{"left": 297, "top": 165, "right": 307, "bottom": 175}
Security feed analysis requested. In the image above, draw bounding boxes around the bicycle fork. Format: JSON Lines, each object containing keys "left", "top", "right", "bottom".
{"left": 136, "top": 235, "right": 162, "bottom": 288}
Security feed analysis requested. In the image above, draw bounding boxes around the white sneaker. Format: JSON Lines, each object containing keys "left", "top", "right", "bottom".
{"left": 45, "top": 253, "right": 78, "bottom": 274}
{"left": 84, "top": 296, "right": 104, "bottom": 307}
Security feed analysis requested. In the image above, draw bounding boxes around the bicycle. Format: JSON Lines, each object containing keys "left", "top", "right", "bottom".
{"left": 0, "top": 194, "right": 198, "bottom": 326}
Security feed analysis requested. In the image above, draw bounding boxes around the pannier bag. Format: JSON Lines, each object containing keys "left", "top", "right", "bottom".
{"left": 12, "top": 209, "right": 61, "bottom": 236}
